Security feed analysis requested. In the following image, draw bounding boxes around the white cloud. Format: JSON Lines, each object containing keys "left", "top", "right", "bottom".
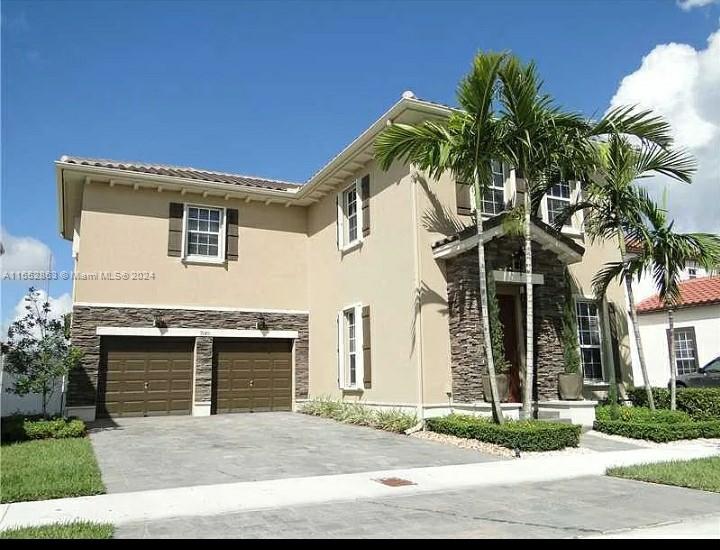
{"left": 677, "top": 0, "right": 719, "bottom": 11}
{"left": 0, "top": 227, "right": 53, "bottom": 273}
{"left": 609, "top": 29, "right": 720, "bottom": 233}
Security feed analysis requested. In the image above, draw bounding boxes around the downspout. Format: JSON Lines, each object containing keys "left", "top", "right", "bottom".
{"left": 410, "top": 169, "right": 426, "bottom": 423}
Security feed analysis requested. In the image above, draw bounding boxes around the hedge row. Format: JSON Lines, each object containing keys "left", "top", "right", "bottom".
{"left": 299, "top": 398, "right": 418, "bottom": 433}
{"left": 1, "top": 416, "right": 86, "bottom": 443}
{"left": 594, "top": 419, "right": 720, "bottom": 443}
{"left": 426, "top": 414, "right": 581, "bottom": 452}
{"left": 628, "top": 387, "right": 720, "bottom": 421}
{"left": 595, "top": 405, "right": 691, "bottom": 424}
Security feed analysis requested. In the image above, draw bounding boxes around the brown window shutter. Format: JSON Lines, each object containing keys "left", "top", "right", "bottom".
{"left": 361, "top": 175, "right": 371, "bottom": 237}
{"left": 168, "top": 202, "right": 184, "bottom": 257}
{"left": 456, "top": 182, "right": 473, "bottom": 216}
{"left": 362, "top": 305, "right": 372, "bottom": 388}
{"left": 226, "top": 208, "right": 239, "bottom": 261}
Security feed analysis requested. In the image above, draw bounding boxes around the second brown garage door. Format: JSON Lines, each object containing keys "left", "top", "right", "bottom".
{"left": 213, "top": 339, "right": 292, "bottom": 413}
{"left": 97, "top": 337, "right": 193, "bottom": 418}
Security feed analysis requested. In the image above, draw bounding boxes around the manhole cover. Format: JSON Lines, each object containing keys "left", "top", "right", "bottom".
{"left": 375, "top": 477, "right": 416, "bottom": 487}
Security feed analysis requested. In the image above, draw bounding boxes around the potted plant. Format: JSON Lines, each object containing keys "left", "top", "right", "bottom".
{"left": 558, "top": 275, "right": 583, "bottom": 400}
{"left": 482, "top": 272, "right": 511, "bottom": 403}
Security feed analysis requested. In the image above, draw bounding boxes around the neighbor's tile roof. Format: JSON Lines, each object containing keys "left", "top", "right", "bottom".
{"left": 59, "top": 155, "right": 301, "bottom": 192}
{"left": 636, "top": 276, "right": 720, "bottom": 314}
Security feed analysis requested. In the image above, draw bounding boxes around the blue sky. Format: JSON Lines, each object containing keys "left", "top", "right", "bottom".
{"left": 2, "top": 0, "right": 719, "bottom": 325}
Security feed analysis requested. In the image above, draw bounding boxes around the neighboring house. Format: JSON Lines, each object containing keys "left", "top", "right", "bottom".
{"left": 633, "top": 276, "right": 720, "bottom": 387}
{"left": 56, "top": 94, "right": 632, "bottom": 424}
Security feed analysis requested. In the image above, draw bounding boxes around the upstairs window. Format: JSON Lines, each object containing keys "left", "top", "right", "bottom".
{"left": 545, "top": 181, "right": 572, "bottom": 227}
{"left": 337, "top": 180, "right": 363, "bottom": 250}
{"left": 576, "top": 300, "right": 604, "bottom": 382}
{"left": 481, "top": 161, "right": 506, "bottom": 216}
{"left": 184, "top": 205, "right": 225, "bottom": 262}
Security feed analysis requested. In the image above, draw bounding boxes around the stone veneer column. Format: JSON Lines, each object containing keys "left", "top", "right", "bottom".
{"left": 445, "top": 235, "right": 570, "bottom": 403}
{"left": 193, "top": 336, "right": 213, "bottom": 416}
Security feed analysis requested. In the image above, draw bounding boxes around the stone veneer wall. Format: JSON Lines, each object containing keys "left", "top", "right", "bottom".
{"left": 445, "top": 235, "right": 568, "bottom": 402}
{"left": 68, "top": 306, "right": 309, "bottom": 408}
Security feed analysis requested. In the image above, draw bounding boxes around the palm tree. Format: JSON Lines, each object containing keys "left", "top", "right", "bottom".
{"left": 375, "top": 52, "right": 508, "bottom": 423}
{"left": 634, "top": 202, "right": 720, "bottom": 410}
{"left": 572, "top": 133, "right": 697, "bottom": 409}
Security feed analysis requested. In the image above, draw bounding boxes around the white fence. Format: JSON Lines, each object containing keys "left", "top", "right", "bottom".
{"left": 1, "top": 370, "right": 65, "bottom": 417}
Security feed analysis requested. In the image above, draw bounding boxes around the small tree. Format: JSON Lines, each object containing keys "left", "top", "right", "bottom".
{"left": 561, "top": 273, "right": 581, "bottom": 377}
{"left": 4, "top": 287, "right": 83, "bottom": 418}
{"left": 487, "top": 271, "right": 511, "bottom": 375}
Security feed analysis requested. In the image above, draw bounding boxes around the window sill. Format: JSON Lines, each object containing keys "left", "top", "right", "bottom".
{"left": 182, "top": 256, "right": 227, "bottom": 266}
{"left": 341, "top": 387, "right": 364, "bottom": 394}
{"left": 583, "top": 381, "right": 608, "bottom": 387}
{"left": 340, "top": 240, "right": 363, "bottom": 254}
{"left": 560, "top": 227, "right": 584, "bottom": 238}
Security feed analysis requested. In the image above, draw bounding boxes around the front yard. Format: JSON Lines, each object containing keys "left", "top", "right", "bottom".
{"left": 1, "top": 437, "right": 105, "bottom": 503}
{"left": 0, "top": 521, "right": 114, "bottom": 540}
{"left": 608, "top": 456, "right": 720, "bottom": 493}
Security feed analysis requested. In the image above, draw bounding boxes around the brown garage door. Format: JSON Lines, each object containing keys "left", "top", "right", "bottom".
{"left": 213, "top": 339, "right": 292, "bottom": 413}
{"left": 97, "top": 337, "right": 193, "bottom": 418}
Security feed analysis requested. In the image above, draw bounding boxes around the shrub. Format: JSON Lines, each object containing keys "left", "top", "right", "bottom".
{"left": 628, "top": 387, "right": 720, "bottom": 421}
{"left": 594, "top": 419, "right": 720, "bottom": 443}
{"left": 595, "top": 405, "right": 691, "bottom": 424}
{"left": 299, "top": 398, "right": 417, "bottom": 434}
{"left": 426, "top": 414, "right": 581, "bottom": 452}
{"left": 1, "top": 416, "right": 86, "bottom": 443}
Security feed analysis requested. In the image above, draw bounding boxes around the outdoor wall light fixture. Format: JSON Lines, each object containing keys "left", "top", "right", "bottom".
{"left": 152, "top": 314, "right": 167, "bottom": 328}
{"left": 256, "top": 315, "right": 268, "bottom": 331}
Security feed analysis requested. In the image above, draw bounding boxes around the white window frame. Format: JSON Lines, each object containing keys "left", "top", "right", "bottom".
{"left": 337, "top": 179, "right": 364, "bottom": 252}
{"left": 672, "top": 327, "right": 698, "bottom": 376}
{"left": 574, "top": 297, "right": 606, "bottom": 383}
{"left": 541, "top": 180, "right": 583, "bottom": 235}
{"left": 182, "top": 203, "right": 227, "bottom": 264}
{"left": 337, "top": 303, "right": 364, "bottom": 390}
{"left": 479, "top": 161, "right": 507, "bottom": 217}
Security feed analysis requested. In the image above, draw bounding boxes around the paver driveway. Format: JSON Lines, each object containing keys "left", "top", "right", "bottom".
{"left": 89, "top": 412, "right": 501, "bottom": 493}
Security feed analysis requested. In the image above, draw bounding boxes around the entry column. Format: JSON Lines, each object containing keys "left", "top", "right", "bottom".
{"left": 193, "top": 336, "right": 213, "bottom": 416}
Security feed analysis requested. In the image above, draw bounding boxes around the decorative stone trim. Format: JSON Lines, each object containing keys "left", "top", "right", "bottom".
{"left": 445, "top": 234, "right": 572, "bottom": 403}
{"left": 68, "top": 305, "right": 309, "bottom": 410}
{"left": 194, "top": 336, "right": 213, "bottom": 405}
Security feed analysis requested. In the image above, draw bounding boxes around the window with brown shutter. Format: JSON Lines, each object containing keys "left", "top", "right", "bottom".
{"left": 226, "top": 208, "right": 239, "bottom": 261}
{"left": 362, "top": 305, "right": 371, "bottom": 388}
{"left": 361, "top": 175, "right": 370, "bottom": 238}
{"left": 167, "top": 202, "right": 184, "bottom": 257}
{"left": 456, "top": 182, "right": 473, "bottom": 216}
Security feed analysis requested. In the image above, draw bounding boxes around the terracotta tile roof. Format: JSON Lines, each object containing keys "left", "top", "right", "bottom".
{"left": 432, "top": 212, "right": 585, "bottom": 256}
{"left": 636, "top": 276, "right": 720, "bottom": 314}
{"left": 58, "top": 155, "right": 301, "bottom": 192}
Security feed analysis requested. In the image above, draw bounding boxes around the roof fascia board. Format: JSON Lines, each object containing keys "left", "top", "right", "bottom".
{"left": 55, "top": 161, "right": 299, "bottom": 198}
{"left": 296, "top": 98, "right": 453, "bottom": 199}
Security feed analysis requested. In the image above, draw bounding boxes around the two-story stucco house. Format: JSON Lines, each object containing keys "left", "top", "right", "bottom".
{"left": 57, "top": 94, "right": 633, "bottom": 424}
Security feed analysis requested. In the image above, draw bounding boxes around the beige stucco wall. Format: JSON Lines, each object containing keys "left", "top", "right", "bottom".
{"left": 74, "top": 184, "right": 308, "bottom": 310}
{"left": 413, "top": 170, "right": 466, "bottom": 405}
{"left": 305, "top": 160, "right": 421, "bottom": 405}
{"left": 567, "top": 236, "right": 633, "bottom": 386}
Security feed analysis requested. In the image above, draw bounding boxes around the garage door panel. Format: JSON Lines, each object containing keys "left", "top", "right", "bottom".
{"left": 97, "top": 337, "right": 193, "bottom": 418}
{"left": 214, "top": 339, "right": 292, "bottom": 414}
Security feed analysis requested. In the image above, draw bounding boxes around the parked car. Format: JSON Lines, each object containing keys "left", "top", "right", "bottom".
{"left": 675, "top": 356, "right": 720, "bottom": 388}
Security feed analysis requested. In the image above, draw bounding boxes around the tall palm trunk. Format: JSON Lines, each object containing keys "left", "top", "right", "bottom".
{"left": 623, "top": 273, "right": 656, "bottom": 410}
{"left": 668, "top": 308, "right": 677, "bottom": 411}
{"left": 475, "top": 182, "right": 505, "bottom": 424}
{"left": 522, "top": 186, "right": 534, "bottom": 418}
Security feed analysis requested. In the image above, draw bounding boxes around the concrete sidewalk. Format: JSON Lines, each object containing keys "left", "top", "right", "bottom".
{"left": 1, "top": 442, "right": 717, "bottom": 531}
{"left": 589, "top": 514, "right": 720, "bottom": 539}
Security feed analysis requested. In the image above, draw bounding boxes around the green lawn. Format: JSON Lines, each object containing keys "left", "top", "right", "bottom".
{"left": 0, "top": 521, "right": 114, "bottom": 539}
{"left": 1, "top": 438, "right": 105, "bottom": 503}
{"left": 608, "top": 456, "right": 720, "bottom": 493}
